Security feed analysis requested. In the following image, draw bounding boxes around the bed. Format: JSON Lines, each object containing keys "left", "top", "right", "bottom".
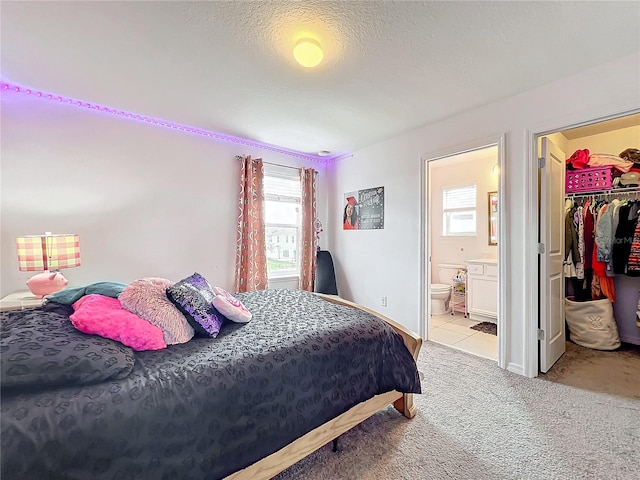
{"left": 1, "top": 288, "right": 421, "bottom": 479}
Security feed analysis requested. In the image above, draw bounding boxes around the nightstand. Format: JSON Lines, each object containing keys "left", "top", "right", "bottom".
{"left": 0, "top": 291, "right": 45, "bottom": 312}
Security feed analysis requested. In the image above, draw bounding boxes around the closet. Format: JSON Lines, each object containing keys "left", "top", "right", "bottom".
{"left": 564, "top": 188, "right": 640, "bottom": 346}
{"left": 545, "top": 112, "right": 640, "bottom": 353}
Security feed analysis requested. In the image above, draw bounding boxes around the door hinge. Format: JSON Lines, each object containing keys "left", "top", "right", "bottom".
{"left": 537, "top": 329, "right": 545, "bottom": 341}
{"left": 538, "top": 157, "right": 545, "bottom": 168}
{"left": 537, "top": 243, "right": 545, "bottom": 254}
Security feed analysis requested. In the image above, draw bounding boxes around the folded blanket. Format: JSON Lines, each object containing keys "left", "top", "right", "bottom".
{"left": 588, "top": 153, "right": 632, "bottom": 172}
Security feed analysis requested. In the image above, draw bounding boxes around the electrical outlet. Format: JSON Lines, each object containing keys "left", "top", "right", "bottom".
{"left": 381, "top": 296, "right": 387, "bottom": 307}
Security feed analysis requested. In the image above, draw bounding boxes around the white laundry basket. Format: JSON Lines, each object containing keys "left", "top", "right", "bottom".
{"left": 564, "top": 297, "right": 620, "bottom": 350}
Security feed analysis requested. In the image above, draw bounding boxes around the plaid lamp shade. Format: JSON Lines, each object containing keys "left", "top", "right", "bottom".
{"left": 16, "top": 234, "right": 81, "bottom": 271}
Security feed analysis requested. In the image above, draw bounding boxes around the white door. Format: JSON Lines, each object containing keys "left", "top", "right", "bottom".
{"left": 539, "top": 137, "right": 566, "bottom": 372}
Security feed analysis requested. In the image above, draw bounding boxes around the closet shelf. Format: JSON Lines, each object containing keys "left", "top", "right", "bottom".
{"left": 565, "top": 186, "right": 640, "bottom": 198}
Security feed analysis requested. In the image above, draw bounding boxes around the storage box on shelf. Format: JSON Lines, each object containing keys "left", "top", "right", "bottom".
{"left": 565, "top": 166, "right": 614, "bottom": 193}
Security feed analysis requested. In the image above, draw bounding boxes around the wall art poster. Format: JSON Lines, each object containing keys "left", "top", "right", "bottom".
{"left": 343, "top": 186, "right": 384, "bottom": 230}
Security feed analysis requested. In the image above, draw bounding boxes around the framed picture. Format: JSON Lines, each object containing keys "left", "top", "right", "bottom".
{"left": 343, "top": 192, "right": 359, "bottom": 230}
{"left": 343, "top": 187, "right": 384, "bottom": 230}
{"left": 488, "top": 191, "right": 498, "bottom": 246}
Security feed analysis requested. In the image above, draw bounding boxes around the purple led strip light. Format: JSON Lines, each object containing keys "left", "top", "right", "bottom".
{"left": 1, "top": 82, "right": 349, "bottom": 163}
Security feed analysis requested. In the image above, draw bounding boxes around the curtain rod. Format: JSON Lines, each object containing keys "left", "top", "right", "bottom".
{"left": 235, "top": 155, "right": 318, "bottom": 173}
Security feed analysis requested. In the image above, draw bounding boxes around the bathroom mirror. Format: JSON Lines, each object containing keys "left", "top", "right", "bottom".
{"left": 488, "top": 191, "right": 498, "bottom": 246}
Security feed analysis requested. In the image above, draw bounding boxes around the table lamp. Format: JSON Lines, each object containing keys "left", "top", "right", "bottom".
{"left": 16, "top": 233, "right": 81, "bottom": 298}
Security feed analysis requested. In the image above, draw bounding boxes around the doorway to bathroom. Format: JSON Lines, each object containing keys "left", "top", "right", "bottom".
{"left": 421, "top": 137, "right": 505, "bottom": 365}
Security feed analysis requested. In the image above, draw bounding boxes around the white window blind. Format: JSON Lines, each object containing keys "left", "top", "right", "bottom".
{"left": 264, "top": 169, "right": 301, "bottom": 278}
{"left": 443, "top": 185, "right": 477, "bottom": 210}
{"left": 264, "top": 176, "right": 300, "bottom": 204}
{"left": 443, "top": 185, "right": 477, "bottom": 236}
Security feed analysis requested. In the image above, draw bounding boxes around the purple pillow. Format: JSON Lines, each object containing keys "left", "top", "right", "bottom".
{"left": 166, "top": 273, "right": 224, "bottom": 338}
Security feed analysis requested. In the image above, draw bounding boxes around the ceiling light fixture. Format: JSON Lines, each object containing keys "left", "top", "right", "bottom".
{"left": 293, "top": 38, "right": 323, "bottom": 68}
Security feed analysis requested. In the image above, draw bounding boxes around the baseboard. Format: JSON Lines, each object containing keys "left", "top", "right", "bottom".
{"left": 507, "top": 362, "right": 525, "bottom": 376}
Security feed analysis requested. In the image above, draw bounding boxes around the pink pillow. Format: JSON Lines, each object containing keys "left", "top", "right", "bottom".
{"left": 119, "top": 278, "right": 194, "bottom": 345}
{"left": 70, "top": 294, "right": 166, "bottom": 351}
{"left": 212, "top": 287, "right": 252, "bottom": 324}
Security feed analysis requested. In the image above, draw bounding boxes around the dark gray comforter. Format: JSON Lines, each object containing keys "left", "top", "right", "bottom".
{"left": 1, "top": 289, "right": 421, "bottom": 479}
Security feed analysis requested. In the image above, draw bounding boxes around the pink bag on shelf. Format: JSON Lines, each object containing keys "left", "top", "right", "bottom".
{"left": 566, "top": 149, "right": 590, "bottom": 169}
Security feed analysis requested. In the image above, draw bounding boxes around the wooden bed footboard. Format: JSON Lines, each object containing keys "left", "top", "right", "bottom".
{"left": 226, "top": 295, "right": 422, "bottom": 480}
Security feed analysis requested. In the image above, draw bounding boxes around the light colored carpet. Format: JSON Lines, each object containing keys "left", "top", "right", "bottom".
{"left": 539, "top": 341, "right": 639, "bottom": 399}
{"left": 274, "top": 341, "right": 640, "bottom": 480}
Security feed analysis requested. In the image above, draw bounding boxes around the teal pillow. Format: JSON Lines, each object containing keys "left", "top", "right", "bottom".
{"left": 46, "top": 281, "right": 128, "bottom": 305}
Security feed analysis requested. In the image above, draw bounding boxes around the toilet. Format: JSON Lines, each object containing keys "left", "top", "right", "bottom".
{"left": 431, "top": 263, "right": 466, "bottom": 315}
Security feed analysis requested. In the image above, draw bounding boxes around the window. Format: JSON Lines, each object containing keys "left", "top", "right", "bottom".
{"left": 264, "top": 170, "right": 301, "bottom": 278}
{"left": 443, "top": 185, "right": 477, "bottom": 236}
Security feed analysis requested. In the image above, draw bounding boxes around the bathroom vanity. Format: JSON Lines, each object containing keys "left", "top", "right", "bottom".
{"left": 465, "top": 258, "right": 498, "bottom": 323}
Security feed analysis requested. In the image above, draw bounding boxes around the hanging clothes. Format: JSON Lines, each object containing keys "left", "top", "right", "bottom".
{"left": 576, "top": 206, "right": 585, "bottom": 280}
{"left": 564, "top": 200, "right": 580, "bottom": 278}
{"left": 595, "top": 199, "right": 618, "bottom": 265}
{"left": 593, "top": 202, "right": 615, "bottom": 302}
{"left": 606, "top": 200, "right": 623, "bottom": 277}
{"left": 612, "top": 202, "right": 639, "bottom": 274}
{"left": 583, "top": 200, "right": 595, "bottom": 274}
{"left": 626, "top": 215, "right": 640, "bottom": 276}
{"left": 566, "top": 193, "right": 640, "bottom": 301}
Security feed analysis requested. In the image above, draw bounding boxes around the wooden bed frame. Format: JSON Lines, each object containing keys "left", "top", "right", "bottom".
{"left": 226, "top": 294, "right": 423, "bottom": 480}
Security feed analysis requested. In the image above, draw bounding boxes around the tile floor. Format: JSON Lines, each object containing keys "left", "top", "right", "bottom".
{"left": 428, "top": 312, "right": 498, "bottom": 361}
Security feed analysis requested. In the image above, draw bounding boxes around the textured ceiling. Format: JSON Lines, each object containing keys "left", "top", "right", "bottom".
{"left": 2, "top": 1, "right": 639, "bottom": 160}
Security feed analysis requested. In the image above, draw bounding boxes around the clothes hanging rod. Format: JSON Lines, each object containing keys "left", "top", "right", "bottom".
{"left": 566, "top": 187, "right": 640, "bottom": 198}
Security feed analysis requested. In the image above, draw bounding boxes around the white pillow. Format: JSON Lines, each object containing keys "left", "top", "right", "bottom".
{"left": 212, "top": 287, "right": 252, "bottom": 324}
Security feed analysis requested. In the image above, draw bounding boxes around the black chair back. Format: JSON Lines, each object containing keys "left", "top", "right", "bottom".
{"left": 315, "top": 250, "right": 338, "bottom": 295}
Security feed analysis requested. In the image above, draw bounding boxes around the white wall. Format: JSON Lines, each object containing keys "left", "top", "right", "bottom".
{"left": 327, "top": 52, "right": 640, "bottom": 376}
{"left": 565, "top": 125, "right": 640, "bottom": 156}
{"left": 1, "top": 92, "right": 328, "bottom": 296}
{"left": 429, "top": 147, "right": 499, "bottom": 282}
